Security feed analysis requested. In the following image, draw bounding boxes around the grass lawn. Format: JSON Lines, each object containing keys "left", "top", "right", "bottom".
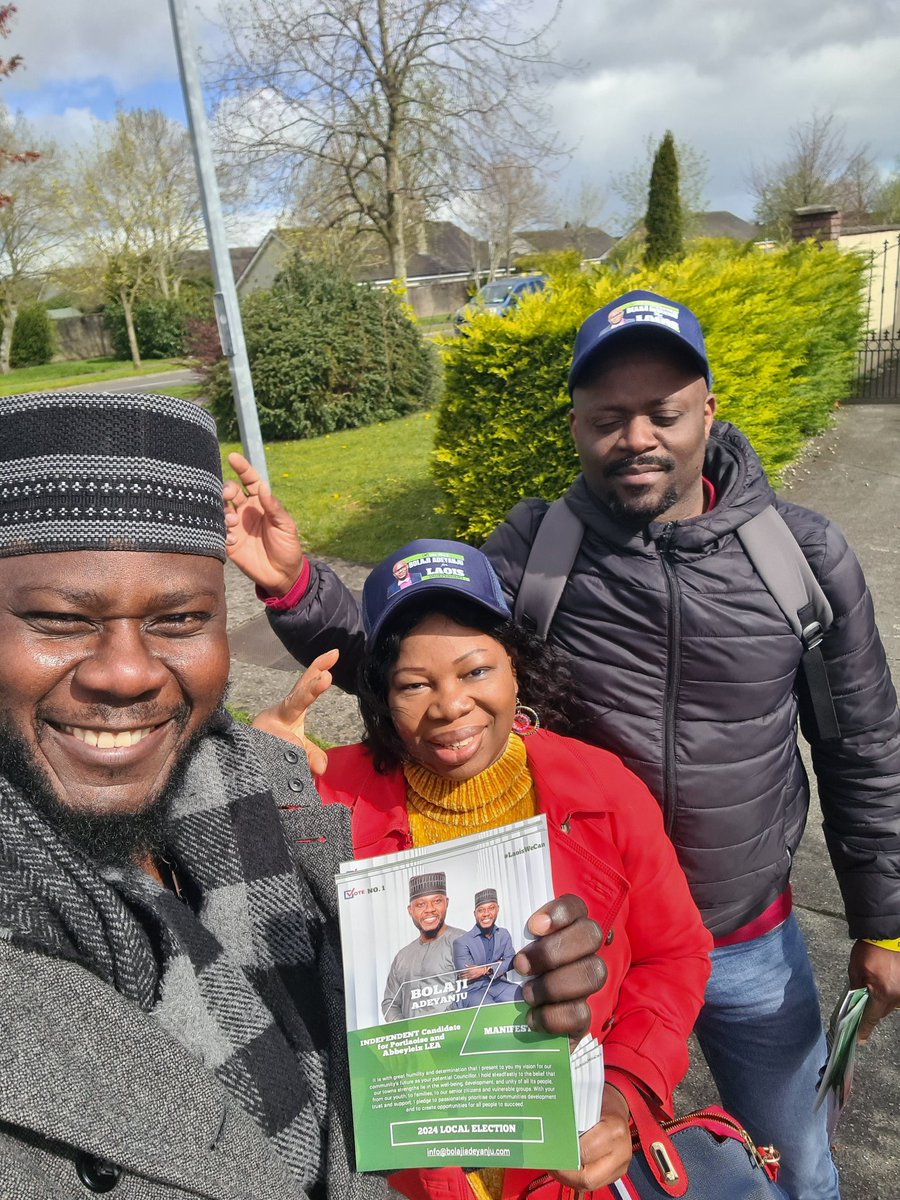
{"left": 222, "top": 411, "right": 451, "bottom": 563}
{"left": 158, "top": 383, "right": 203, "bottom": 401}
{"left": 0, "top": 357, "right": 187, "bottom": 397}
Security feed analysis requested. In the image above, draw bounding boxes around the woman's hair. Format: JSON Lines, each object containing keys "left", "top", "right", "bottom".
{"left": 357, "top": 593, "right": 588, "bottom": 772}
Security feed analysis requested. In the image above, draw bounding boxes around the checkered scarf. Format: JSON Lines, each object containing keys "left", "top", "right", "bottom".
{"left": 0, "top": 721, "right": 330, "bottom": 1191}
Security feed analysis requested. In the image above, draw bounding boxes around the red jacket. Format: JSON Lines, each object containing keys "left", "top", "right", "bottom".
{"left": 318, "top": 730, "right": 712, "bottom": 1200}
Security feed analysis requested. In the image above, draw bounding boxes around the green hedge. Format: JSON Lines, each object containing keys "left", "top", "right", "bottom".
{"left": 106, "top": 297, "right": 190, "bottom": 360}
{"left": 434, "top": 240, "right": 867, "bottom": 539}
{"left": 208, "top": 259, "right": 441, "bottom": 441}
{"left": 10, "top": 305, "right": 56, "bottom": 367}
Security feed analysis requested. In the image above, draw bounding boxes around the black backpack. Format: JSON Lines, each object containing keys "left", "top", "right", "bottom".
{"left": 512, "top": 498, "right": 840, "bottom": 741}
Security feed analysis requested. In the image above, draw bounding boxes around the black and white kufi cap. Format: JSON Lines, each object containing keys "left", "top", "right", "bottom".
{"left": 409, "top": 872, "right": 447, "bottom": 900}
{"left": 474, "top": 888, "right": 498, "bottom": 907}
{"left": 0, "top": 392, "right": 226, "bottom": 561}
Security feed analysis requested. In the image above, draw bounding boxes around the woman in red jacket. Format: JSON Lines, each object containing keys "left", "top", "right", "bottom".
{"left": 272, "top": 538, "right": 710, "bottom": 1200}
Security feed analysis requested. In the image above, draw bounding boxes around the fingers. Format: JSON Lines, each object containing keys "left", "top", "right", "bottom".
{"left": 526, "top": 893, "right": 589, "bottom": 938}
{"left": 527, "top": 997, "right": 593, "bottom": 1038}
{"left": 522, "top": 946, "right": 607, "bottom": 1036}
{"left": 251, "top": 710, "right": 329, "bottom": 776}
{"left": 516, "top": 903, "right": 603, "bottom": 976}
{"left": 306, "top": 740, "right": 330, "bottom": 777}
{"left": 858, "top": 993, "right": 889, "bottom": 1044}
{"left": 551, "top": 1088, "right": 633, "bottom": 1191}
{"left": 279, "top": 651, "right": 339, "bottom": 724}
{"left": 515, "top": 896, "right": 605, "bottom": 1040}
{"left": 224, "top": 456, "right": 283, "bottom": 518}
{"left": 227, "top": 451, "right": 260, "bottom": 489}
{"left": 521, "top": 952, "right": 607, "bottom": 1008}
{"left": 848, "top": 940, "right": 900, "bottom": 1043}
{"left": 250, "top": 652, "right": 338, "bottom": 759}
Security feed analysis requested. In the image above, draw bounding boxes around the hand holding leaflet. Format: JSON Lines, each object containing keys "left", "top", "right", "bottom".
{"left": 814, "top": 986, "right": 869, "bottom": 1138}
{"left": 336, "top": 816, "right": 583, "bottom": 1171}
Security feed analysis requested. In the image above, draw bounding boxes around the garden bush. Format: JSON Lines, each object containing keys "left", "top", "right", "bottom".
{"left": 10, "top": 304, "right": 56, "bottom": 367}
{"left": 434, "top": 239, "right": 867, "bottom": 539}
{"left": 207, "top": 258, "right": 440, "bottom": 441}
{"left": 105, "top": 296, "right": 191, "bottom": 359}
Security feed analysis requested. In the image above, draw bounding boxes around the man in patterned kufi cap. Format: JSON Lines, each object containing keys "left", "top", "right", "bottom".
{"left": 381, "top": 868, "right": 467, "bottom": 1023}
{"left": 0, "top": 391, "right": 610, "bottom": 1196}
{"left": 0, "top": 392, "right": 385, "bottom": 1199}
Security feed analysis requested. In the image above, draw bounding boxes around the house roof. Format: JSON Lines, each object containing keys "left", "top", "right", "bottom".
{"left": 514, "top": 226, "right": 616, "bottom": 260}
{"left": 179, "top": 246, "right": 259, "bottom": 282}
{"left": 840, "top": 222, "right": 900, "bottom": 236}
{"left": 356, "top": 220, "right": 488, "bottom": 281}
{"left": 692, "top": 211, "right": 761, "bottom": 241}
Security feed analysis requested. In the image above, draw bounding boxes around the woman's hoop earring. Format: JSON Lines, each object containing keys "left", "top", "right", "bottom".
{"left": 512, "top": 703, "right": 540, "bottom": 737}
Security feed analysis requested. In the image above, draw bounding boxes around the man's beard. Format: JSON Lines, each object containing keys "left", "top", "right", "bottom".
{"left": 0, "top": 703, "right": 228, "bottom": 867}
{"left": 600, "top": 454, "right": 678, "bottom": 523}
{"left": 416, "top": 918, "right": 446, "bottom": 940}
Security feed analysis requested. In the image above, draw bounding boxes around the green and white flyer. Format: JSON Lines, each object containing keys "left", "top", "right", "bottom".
{"left": 336, "top": 815, "right": 581, "bottom": 1172}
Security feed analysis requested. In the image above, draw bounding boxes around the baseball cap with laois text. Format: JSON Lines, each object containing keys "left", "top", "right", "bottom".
{"left": 362, "top": 538, "right": 511, "bottom": 644}
{"left": 567, "top": 289, "right": 713, "bottom": 394}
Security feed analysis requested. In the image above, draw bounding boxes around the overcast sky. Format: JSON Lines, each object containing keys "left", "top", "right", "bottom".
{"left": 5, "top": 0, "right": 898, "bottom": 238}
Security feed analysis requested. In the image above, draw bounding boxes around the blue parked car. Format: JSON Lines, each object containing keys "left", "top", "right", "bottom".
{"left": 453, "top": 274, "right": 548, "bottom": 327}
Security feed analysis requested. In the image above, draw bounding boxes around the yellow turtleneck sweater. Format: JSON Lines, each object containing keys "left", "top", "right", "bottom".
{"left": 402, "top": 734, "right": 538, "bottom": 1200}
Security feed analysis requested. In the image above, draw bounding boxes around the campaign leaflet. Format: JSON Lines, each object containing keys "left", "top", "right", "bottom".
{"left": 336, "top": 815, "right": 580, "bottom": 1172}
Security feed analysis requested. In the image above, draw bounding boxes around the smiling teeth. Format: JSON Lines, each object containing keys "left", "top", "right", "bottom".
{"left": 446, "top": 737, "right": 475, "bottom": 749}
{"left": 61, "top": 725, "right": 156, "bottom": 748}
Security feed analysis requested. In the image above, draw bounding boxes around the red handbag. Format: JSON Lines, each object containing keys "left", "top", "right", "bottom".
{"left": 596, "top": 1076, "right": 783, "bottom": 1199}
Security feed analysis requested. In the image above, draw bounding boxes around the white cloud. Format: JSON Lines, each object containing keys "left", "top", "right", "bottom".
{"left": 545, "top": 0, "right": 900, "bottom": 222}
{"left": 1, "top": 0, "right": 896, "bottom": 227}
{"left": 3, "top": 0, "right": 224, "bottom": 92}
{"left": 18, "top": 105, "right": 98, "bottom": 150}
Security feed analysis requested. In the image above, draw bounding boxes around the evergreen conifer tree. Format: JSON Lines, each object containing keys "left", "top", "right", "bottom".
{"left": 644, "top": 130, "right": 684, "bottom": 265}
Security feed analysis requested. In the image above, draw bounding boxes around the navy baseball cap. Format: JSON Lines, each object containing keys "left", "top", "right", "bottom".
{"left": 362, "top": 539, "right": 511, "bottom": 643}
{"left": 567, "top": 289, "right": 712, "bottom": 394}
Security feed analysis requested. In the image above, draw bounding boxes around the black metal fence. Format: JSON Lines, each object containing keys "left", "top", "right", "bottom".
{"left": 853, "top": 233, "right": 900, "bottom": 402}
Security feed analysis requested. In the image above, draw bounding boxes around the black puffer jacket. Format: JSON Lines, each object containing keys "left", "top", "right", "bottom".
{"left": 268, "top": 422, "right": 900, "bottom": 938}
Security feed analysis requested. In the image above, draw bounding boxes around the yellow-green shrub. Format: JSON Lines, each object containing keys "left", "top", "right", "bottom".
{"left": 433, "top": 240, "right": 866, "bottom": 539}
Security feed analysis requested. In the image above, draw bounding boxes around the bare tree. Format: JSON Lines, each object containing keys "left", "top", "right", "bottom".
{"left": 212, "top": 0, "right": 563, "bottom": 286}
{"left": 552, "top": 179, "right": 608, "bottom": 257}
{"left": 0, "top": 113, "right": 61, "bottom": 373}
{"left": 462, "top": 155, "right": 550, "bottom": 279}
{"left": 282, "top": 157, "right": 403, "bottom": 275}
{"left": 749, "top": 111, "right": 880, "bottom": 238}
{"left": 56, "top": 109, "right": 209, "bottom": 366}
{"left": 610, "top": 133, "right": 709, "bottom": 235}
{"left": 875, "top": 161, "right": 900, "bottom": 223}
{"left": 838, "top": 149, "right": 882, "bottom": 226}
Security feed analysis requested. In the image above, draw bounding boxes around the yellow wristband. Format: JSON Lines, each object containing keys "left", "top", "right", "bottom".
{"left": 863, "top": 937, "right": 900, "bottom": 951}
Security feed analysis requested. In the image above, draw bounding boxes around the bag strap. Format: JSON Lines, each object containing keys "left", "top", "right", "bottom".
{"left": 736, "top": 506, "right": 840, "bottom": 741}
{"left": 512, "top": 497, "right": 585, "bottom": 640}
{"left": 607, "top": 1076, "right": 688, "bottom": 1197}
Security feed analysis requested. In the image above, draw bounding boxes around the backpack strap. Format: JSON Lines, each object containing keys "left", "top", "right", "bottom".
{"left": 512, "top": 497, "right": 585, "bottom": 640}
{"left": 736, "top": 506, "right": 840, "bottom": 741}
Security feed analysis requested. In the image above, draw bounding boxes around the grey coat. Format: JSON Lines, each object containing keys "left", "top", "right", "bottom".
{"left": 0, "top": 729, "right": 390, "bottom": 1200}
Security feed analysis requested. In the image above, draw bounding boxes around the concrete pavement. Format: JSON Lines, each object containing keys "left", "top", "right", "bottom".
{"left": 224, "top": 403, "right": 900, "bottom": 1197}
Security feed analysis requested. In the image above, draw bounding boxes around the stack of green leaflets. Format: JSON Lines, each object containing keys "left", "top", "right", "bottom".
{"left": 335, "top": 815, "right": 583, "bottom": 1172}
{"left": 814, "top": 986, "right": 869, "bottom": 1138}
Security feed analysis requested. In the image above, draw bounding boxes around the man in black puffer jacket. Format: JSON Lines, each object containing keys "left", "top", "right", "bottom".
{"left": 224, "top": 290, "right": 900, "bottom": 1200}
